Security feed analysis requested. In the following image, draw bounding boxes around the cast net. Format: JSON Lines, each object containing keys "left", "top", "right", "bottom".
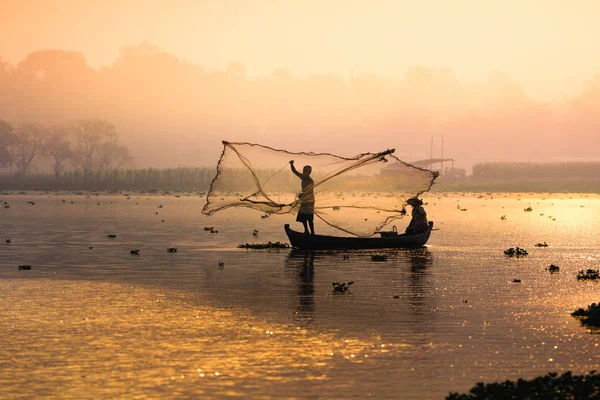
{"left": 202, "top": 141, "right": 438, "bottom": 237}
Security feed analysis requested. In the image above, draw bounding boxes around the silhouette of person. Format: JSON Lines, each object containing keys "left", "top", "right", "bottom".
{"left": 290, "top": 160, "right": 315, "bottom": 234}
{"left": 405, "top": 197, "right": 428, "bottom": 235}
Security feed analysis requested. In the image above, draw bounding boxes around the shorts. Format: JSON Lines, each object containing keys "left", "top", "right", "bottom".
{"left": 296, "top": 213, "right": 314, "bottom": 223}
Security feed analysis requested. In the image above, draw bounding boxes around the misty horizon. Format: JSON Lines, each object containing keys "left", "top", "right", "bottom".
{"left": 2, "top": 44, "right": 600, "bottom": 172}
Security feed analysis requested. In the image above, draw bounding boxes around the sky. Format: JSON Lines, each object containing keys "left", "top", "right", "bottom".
{"left": 2, "top": 0, "right": 600, "bottom": 101}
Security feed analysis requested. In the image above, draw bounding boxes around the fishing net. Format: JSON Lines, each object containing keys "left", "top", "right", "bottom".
{"left": 202, "top": 141, "right": 438, "bottom": 237}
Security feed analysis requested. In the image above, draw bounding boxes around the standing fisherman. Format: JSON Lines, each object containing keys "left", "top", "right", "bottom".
{"left": 289, "top": 160, "right": 315, "bottom": 234}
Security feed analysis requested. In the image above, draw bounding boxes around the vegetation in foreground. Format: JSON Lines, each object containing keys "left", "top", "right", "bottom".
{"left": 572, "top": 303, "right": 600, "bottom": 328}
{"left": 447, "top": 371, "right": 600, "bottom": 400}
{"left": 237, "top": 242, "right": 290, "bottom": 249}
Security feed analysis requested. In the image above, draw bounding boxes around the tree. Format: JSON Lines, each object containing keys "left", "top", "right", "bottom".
{"left": 0, "top": 119, "right": 16, "bottom": 168}
{"left": 72, "top": 119, "right": 116, "bottom": 183}
{"left": 97, "top": 142, "right": 133, "bottom": 171}
{"left": 45, "top": 126, "right": 72, "bottom": 177}
{"left": 71, "top": 119, "right": 132, "bottom": 182}
{"left": 10, "top": 123, "right": 46, "bottom": 174}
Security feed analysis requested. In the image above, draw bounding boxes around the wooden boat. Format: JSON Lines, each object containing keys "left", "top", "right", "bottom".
{"left": 284, "top": 221, "right": 434, "bottom": 250}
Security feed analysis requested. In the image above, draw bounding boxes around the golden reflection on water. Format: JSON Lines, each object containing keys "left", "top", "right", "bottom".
{"left": 2, "top": 192, "right": 600, "bottom": 398}
{"left": 0, "top": 279, "right": 400, "bottom": 398}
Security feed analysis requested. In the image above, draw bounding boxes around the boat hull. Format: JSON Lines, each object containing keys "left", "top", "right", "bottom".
{"left": 284, "top": 222, "right": 433, "bottom": 250}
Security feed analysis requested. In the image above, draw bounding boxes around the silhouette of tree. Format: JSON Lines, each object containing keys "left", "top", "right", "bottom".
{"left": 72, "top": 119, "right": 117, "bottom": 183}
{"left": 45, "top": 126, "right": 72, "bottom": 177}
{"left": 0, "top": 119, "right": 17, "bottom": 168}
{"left": 97, "top": 142, "right": 133, "bottom": 171}
{"left": 10, "top": 123, "right": 46, "bottom": 174}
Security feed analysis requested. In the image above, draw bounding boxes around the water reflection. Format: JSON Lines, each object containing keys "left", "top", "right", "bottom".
{"left": 285, "top": 250, "right": 315, "bottom": 323}
{"left": 406, "top": 248, "right": 433, "bottom": 316}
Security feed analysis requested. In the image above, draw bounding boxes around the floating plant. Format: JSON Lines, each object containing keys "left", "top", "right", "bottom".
{"left": 571, "top": 303, "right": 600, "bottom": 328}
{"left": 546, "top": 264, "right": 560, "bottom": 272}
{"left": 238, "top": 242, "right": 290, "bottom": 249}
{"left": 332, "top": 281, "right": 353, "bottom": 293}
{"left": 504, "top": 247, "right": 528, "bottom": 256}
{"left": 577, "top": 269, "right": 599, "bottom": 280}
{"left": 447, "top": 371, "right": 600, "bottom": 400}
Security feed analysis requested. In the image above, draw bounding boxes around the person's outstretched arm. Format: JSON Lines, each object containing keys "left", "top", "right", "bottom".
{"left": 289, "top": 160, "right": 302, "bottom": 178}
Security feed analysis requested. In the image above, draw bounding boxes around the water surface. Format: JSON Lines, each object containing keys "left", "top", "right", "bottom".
{"left": 1, "top": 192, "right": 599, "bottom": 398}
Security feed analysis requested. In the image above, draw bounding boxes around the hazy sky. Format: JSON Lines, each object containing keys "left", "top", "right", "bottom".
{"left": 1, "top": 0, "right": 600, "bottom": 101}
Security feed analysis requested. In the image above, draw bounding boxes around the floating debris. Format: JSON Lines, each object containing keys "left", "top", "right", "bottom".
{"left": 371, "top": 254, "right": 388, "bottom": 262}
{"left": 577, "top": 269, "right": 600, "bottom": 281}
{"left": 237, "top": 242, "right": 290, "bottom": 249}
{"left": 513, "top": 279, "right": 521, "bottom": 283}
{"left": 167, "top": 248, "right": 177, "bottom": 253}
{"left": 130, "top": 249, "right": 140, "bottom": 255}
{"left": 218, "top": 262, "right": 224, "bottom": 267}
{"left": 447, "top": 371, "right": 600, "bottom": 400}
{"left": 252, "top": 230, "right": 259, "bottom": 236}
{"left": 571, "top": 303, "right": 600, "bottom": 327}
{"left": 107, "top": 234, "right": 117, "bottom": 238}
{"left": 5, "top": 239, "right": 10, "bottom": 244}
{"left": 261, "top": 214, "right": 270, "bottom": 219}
{"left": 210, "top": 228, "right": 218, "bottom": 234}
{"left": 89, "top": 246, "right": 93, "bottom": 249}
{"left": 524, "top": 206, "right": 533, "bottom": 212}
{"left": 203, "top": 226, "right": 214, "bottom": 231}
{"left": 500, "top": 215, "right": 506, "bottom": 220}
{"left": 18, "top": 265, "right": 32, "bottom": 270}
{"left": 504, "top": 247, "right": 528, "bottom": 256}
{"left": 535, "top": 242, "right": 549, "bottom": 247}
{"left": 3, "top": 204, "right": 9, "bottom": 208}
{"left": 27, "top": 201, "right": 35, "bottom": 205}
{"left": 342, "top": 255, "right": 350, "bottom": 260}
{"left": 546, "top": 264, "right": 560, "bottom": 272}
{"left": 332, "top": 206, "right": 341, "bottom": 211}
{"left": 332, "top": 281, "right": 353, "bottom": 293}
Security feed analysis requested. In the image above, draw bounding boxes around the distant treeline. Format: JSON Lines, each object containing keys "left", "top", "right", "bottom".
{"left": 0, "top": 167, "right": 215, "bottom": 191}
{"left": 472, "top": 162, "right": 600, "bottom": 180}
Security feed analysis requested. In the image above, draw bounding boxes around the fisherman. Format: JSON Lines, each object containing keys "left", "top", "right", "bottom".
{"left": 405, "top": 197, "right": 428, "bottom": 235}
{"left": 289, "top": 160, "right": 315, "bottom": 234}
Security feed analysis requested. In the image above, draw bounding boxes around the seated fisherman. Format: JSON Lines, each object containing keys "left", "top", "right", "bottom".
{"left": 289, "top": 160, "right": 315, "bottom": 235}
{"left": 405, "top": 197, "right": 428, "bottom": 235}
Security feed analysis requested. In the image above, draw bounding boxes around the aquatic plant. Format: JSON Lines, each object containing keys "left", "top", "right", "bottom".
{"left": 332, "top": 281, "right": 353, "bottom": 293}
{"left": 504, "top": 247, "right": 528, "bottom": 256}
{"left": 447, "top": 371, "right": 600, "bottom": 399}
{"left": 237, "top": 242, "right": 290, "bottom": 249}
{"left": 577, "top": 269, "right": 600, "bottom": 280}
{"left": 547, "top": 264, "right": 560, "bottom": 272}
{"left": 571, "top": 303, "right": 600, "bottom": 328}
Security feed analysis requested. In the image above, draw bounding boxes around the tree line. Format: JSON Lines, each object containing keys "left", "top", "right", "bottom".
{"left": 0, "top": 118, "right": 132, "bottom": 182}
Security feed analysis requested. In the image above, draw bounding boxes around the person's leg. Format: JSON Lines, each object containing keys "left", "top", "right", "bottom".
{"left": 302, "top": 220, "right": 309, "bottom": 233}
{"left": 308, "top": 220, "right": 315, "bottom": 235}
